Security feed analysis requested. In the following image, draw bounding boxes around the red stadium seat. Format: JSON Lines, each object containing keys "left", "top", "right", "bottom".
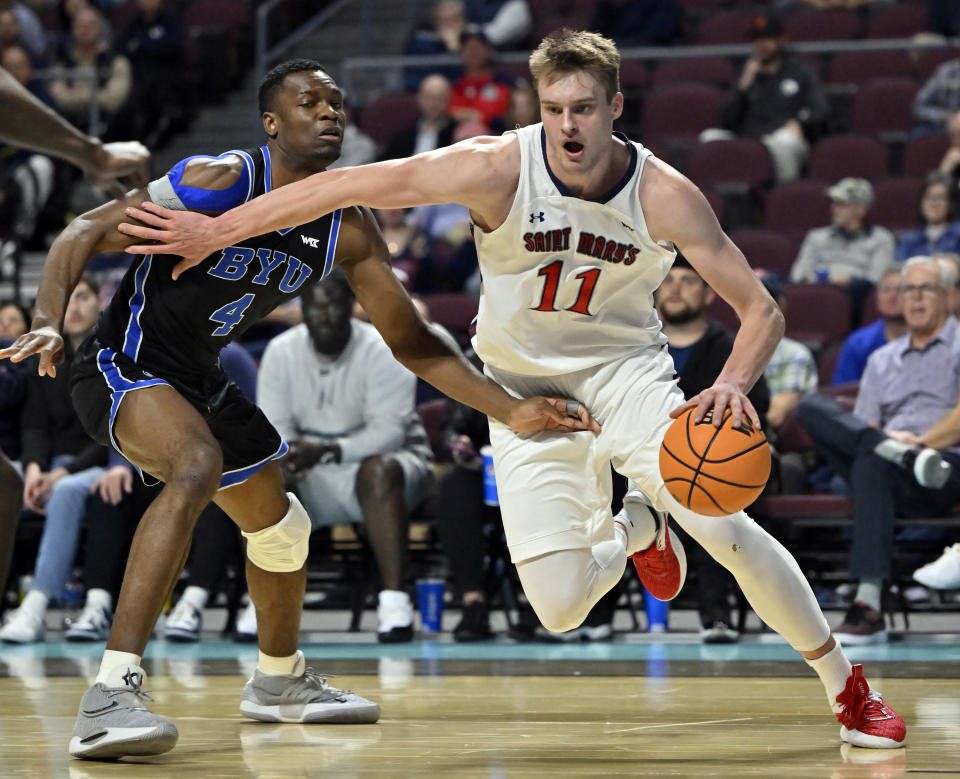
{"left": 808, "top": 134, "right": 889, "bottom": 182}
{"left": 782, "top": 283, "right": 852, "bottom": 351}
{"left": 826, "top": 51, "right": 913, "bottom": 86}
{"left": 764, "top": 180, "right": 832, "bottom": 241}
{"left": 915, "top": 49, "right": 960, "bottom": 83}
{"left": 864, "top": 5, "right": 926, "bottom": 39}
{"left": 651, "top": 57, "right": 735, "bottom": 89}
{"left": 729, "top": 228, "right": 797, "bottom": 275}
{"left": 619, "top": 59, "right": 649, "bottom": 90}
{"left": 684, "top": 138, "right": 773, "bottom": 193}
{"left": 784, "top": 9, "right": 861, "bottom": 42}
{"left": 358, "top": 93, "right": 421, "bottom": 148}
{"left": 850, "top": 78, "right": 919, "bottom": 138}
{"left": 420, "top": 292, "right": 478, "bottom": 335}
{"left": 696, "top": 10, "right": 758, "bottom": 44}
{"left": 871, "top": 176, "right": 923, "bottom": 232}
{"left": 705, "top": 295, "right": 740, "bottom": 332}
{"left": 416, "top": 399, "right": 447, "bottom": 459}
{"left": 641, "top": 83, "right": 725, "bottom": 143}
{"left": 902, "top": 133, "right": 950, "bottom": 177}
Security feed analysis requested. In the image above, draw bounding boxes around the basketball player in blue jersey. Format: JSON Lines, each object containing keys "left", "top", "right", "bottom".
{"left": 0, "top": 59, "right": 598, "bottom": 761}
{"left": 116, "top": 33, "right": 910, "bottom": 749}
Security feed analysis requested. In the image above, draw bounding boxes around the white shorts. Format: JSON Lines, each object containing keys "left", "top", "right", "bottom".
{"left": 486, "top": 345, "right": 683, "bottom": 563}
{"left": 294, "top": 450, "right": 435, "bottom": 530}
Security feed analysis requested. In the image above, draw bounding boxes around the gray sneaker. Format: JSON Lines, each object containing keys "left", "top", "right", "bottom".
{"left": 240, "top": 651, "right": 380, "bottom": 724}
{"left": 68, "top": 665, "right": 178, "bottom": 759}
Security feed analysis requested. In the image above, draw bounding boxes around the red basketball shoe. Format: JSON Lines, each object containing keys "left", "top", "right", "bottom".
{"left": 836, "top": 664, "right": 907, "bottom": 748}
{"left": 618, "top": 497, "right": 687, "bottom": 601}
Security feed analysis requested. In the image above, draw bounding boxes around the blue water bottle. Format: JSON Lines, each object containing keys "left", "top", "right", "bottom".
{"left": 643, "top": 586, "right": 669, "bottom": 632}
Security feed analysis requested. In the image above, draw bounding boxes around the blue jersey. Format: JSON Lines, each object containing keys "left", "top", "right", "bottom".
{"left": 96, "top": 145, "right": 342, "bottom": 380}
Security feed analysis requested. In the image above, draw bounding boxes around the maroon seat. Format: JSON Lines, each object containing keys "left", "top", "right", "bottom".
{"left": 641, "top": 83, "right": 725, "bottom": 144}
{"left": 695, "top": 10, "right": 758, "bottom": 44}
{"left": 764, "top": 180, "right": 832, "bottom": 241}
{"left": 729, "top": 228, "right": 797, "bottom": 275}
{"left": 705, "top": 295, "right": 739, "bottom": 333}
{"left": 619, "top": 59, "right": 649, "bottom": 90}
{"left": 416, "top": 399, "right": 447, "bottom": 459}
{"left": 915, "top": 49, "right": 960, "bottom": 83}
{"left": 816, "top": 341, "right": 844, "bottom": 386}
{"left": 864, "top": 5, "right": 926, "bottom": 39}
{"left": 784, "top": 9, "right": 861, "bottom": 42}
{"left": 808, "top": 134, "right": 889, "bottom": 182}
{"left": 421, "top": 292, "right": 478, "bottom": 334}
{"left": 850, "top": 78, "right": 919, "bottom": 138}
{"left": 826, "top": 51, "right": 914, "bottom": 86}
{"left": 871, "top": 176, "right": 924, "bottom": 232}
{"left": 684, "top": 138, "right": 773, "bottom": 193}
{"left": 753, "top": 493, "right": 853, "bottom": 518}
{"left": 902, "top": 134, "right": 950, "bottom": 177}
{"left": 651, "top": 57, "right": 735, "bottom": 89}
{"left": 358, "top": 93, "right": 421, "bottom": 148}
{"left": 782, "top": 283, "right": 852, "bottom": 351}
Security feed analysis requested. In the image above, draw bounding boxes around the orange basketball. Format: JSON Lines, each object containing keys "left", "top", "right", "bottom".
{"left": 658, "top": 407, "right": 771, "bottom": 516}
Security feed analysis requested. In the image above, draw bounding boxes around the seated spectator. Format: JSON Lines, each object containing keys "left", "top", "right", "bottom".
{"left": 0, "top": 297, "right": 29, "bottom": 465}
{"left": 403, "top": 0, "right": 465, "bottom": 92}
{"left": 0, "top": 8, "right": 44, "bottom": 68}
{"left": 328, "top": 100, "right": 378, "bottom": 170}
{"left": 116, "top": 0, "right": 185, "bottom": 147}
{"left": 655, "top": 256, "right": 770, "bottom": 643}
{"left": 797, "top": 256, "right": 960, "bottom": 645}
{"left": 790, "top": 177, "right": 895, "bottom": 318}
{"left": 379, "top": 73, "right": 456, "bottom": 162}
{"left": 255, "top": 271, "right": 435, "bottom": 643}
{"left": 49, "top": 6, "right": 132, "bottom": 140}
{"left": 935, "top": 251, "right": 960, "bottom": 316}
{"left": 913, "top": 539, "right": 960, "bottom": 589}
{"left": 709, "top": 11, "right": 827, "bottom": 183}
{"left": 0, "top": 47, "right": 56, "bottom": 258}
{"left": 896, "top": 172, "right": 960, "bottom": 262}
{"left": 0, "top": 298, "right": 27, "bottom": 340}
{"left": 589, "top": 0, "right": 679, "bottom": 47}
{"left": 0, "top": 276, "right": 108, "bottom": 644}
{"left": 503, "top": 82, "right": 538, "bottom": 129}
{"left": 464, "top": 0, "right": 531, "bottom": 50}
{"left": 0, "top": 0, "right": 46, "bottom": 63}
{"left": 914, "top": 55, "right": 960, "bottom": 135}
{"left": 936, "top": 110, "right": 960, "bottom": 181}
{"left": 757, "top": 274, "right": 818, "bottom": 433}
{"left": 832, "top": 266, "right": 905, "bottom": 385}
{"left": 448, "top": 26, "right": 513, "bottom": 132}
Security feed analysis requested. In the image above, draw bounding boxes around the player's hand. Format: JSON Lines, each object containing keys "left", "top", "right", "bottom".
{"left": 671, "top": 381, "right": 761, "bottom": 431}
{"left": 118, "top": 201, "right": 221, "bottom": 279}
{"left": 506, "top": 396, "right": 602, "bottom": 434}
{"left": 91, "top": 465, "right": 133, "bottom": 505}
{"left": 86, "top": 140, "right": 150, "bottom": 198}
{"left": 0, "top": 327, "right": 65, "bottom": 377}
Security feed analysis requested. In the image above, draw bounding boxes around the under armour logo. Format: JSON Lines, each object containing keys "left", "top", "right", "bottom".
{"left": 301, "top": 235, "right": 319, "bottom": 248}
{"left": 529, "top": 212, "right": 545, "bottom": 223}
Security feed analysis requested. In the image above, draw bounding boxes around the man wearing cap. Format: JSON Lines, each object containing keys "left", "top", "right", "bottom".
{"left": 717, "top": 10, "right": 828, "bottom": 183}
{"left": 790, "top": 178, "right": 895, "bottom": 308}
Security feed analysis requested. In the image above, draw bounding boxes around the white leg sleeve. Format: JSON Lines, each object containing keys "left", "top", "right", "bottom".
{"left": 516, "top": 541, "right": 626, "bottom": 633}
{"left": 657, "top": 488, "right": 830, "bottom": 652}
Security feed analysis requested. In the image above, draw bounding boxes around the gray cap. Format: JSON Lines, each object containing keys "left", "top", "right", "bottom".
{"left": 826, "top": 177, "right": 874, "bottom": 206}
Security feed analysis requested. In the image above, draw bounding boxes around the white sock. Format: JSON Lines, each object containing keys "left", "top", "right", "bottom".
{"left": 805, "top": 642, "right": 852, "bottom": 714}
{"left": 613, "top": 495, "right": 658, "bottom": 554}
{"left": 379, "top": 589, "right": 411, "bottom": 607}
{"left": 85, "top": 588, "right": 112, "bottom": 610}
{"left": 258, "top": 649, "right": 303, "bottom": 676}
{"left": 20, "top": 589, "right": 48, "bottom": 616}
{"left": 97, "top": 650, "right": 142, "bottom": 685}
{"left": 855, "top": 579, "right": 882, "bottom": 611}
{"left": 181, "top": 585, "right": 210, "bottom": 610}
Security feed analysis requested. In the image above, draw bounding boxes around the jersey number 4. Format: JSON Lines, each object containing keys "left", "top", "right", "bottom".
{"left": 531, "top": 260, "right": 600, "bottom": 316}
{"left": 210, "top": 293, "right": 255, "bottom": 336}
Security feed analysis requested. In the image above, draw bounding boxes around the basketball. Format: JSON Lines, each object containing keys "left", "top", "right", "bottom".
{"left": 659, "top": 407, "right": 771, "bottom": 516}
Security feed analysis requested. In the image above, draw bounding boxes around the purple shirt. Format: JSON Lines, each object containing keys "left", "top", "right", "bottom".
{"left": 855, "top": 316, "right": 960, "bottom": 452}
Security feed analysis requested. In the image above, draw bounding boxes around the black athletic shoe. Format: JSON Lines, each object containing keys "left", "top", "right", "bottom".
{"left": 453, "top": 601, "right": 494, "bottom": 642}
{"left": 834, "top": 602, "right": 888, "bottom": 646}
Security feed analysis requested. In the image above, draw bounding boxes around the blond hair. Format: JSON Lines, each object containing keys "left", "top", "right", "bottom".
{"left": 529, "top": 29, "right": 620, "bottom": 103}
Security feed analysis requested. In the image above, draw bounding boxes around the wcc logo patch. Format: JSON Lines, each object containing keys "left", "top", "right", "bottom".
{"left": 301, "top": 235, "right": 319, "bottom": 248}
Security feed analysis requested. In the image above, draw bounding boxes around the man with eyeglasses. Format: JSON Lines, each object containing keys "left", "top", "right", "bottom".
{"left": 797, "top": 255, "right": 960, "bottom": 645}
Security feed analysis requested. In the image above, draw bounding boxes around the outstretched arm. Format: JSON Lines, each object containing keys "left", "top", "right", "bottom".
{"left": 337, "top": 206, "right": 600, "bottom": 435}
{"left": 0, "top": 66, "right": 149, "bottom": 196}
{"left": 116, "top": 135, "right": 519, "bottom": 279}
{"left": 642, "top": 159, "right": 784, "bottom": 428}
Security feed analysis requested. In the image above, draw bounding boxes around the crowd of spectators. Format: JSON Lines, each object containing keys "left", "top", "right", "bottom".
{"left": 5, "top": 0, "right": 960, "bottom": 647}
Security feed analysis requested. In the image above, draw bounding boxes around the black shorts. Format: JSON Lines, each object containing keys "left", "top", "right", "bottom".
{"left": 70, "top": 336, "right": 287, "bottom": 489}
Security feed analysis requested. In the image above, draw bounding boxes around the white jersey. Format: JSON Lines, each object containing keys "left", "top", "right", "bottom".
{"left": 471, "top": 123, "right": 676, "bottom": 376}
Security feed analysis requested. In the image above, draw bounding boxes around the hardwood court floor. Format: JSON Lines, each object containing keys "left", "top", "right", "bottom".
{"left": 1, "top": 673, "right": 956, "bottom": 777}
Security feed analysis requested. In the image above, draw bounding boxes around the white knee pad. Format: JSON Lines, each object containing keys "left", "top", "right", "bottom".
{"left": 242, "top": 493, "right": 311, "bottom": 572}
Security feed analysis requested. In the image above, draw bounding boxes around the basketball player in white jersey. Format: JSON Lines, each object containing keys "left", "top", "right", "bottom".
{"left": 117, "top": 30, "right": 905, "bottom": 748}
